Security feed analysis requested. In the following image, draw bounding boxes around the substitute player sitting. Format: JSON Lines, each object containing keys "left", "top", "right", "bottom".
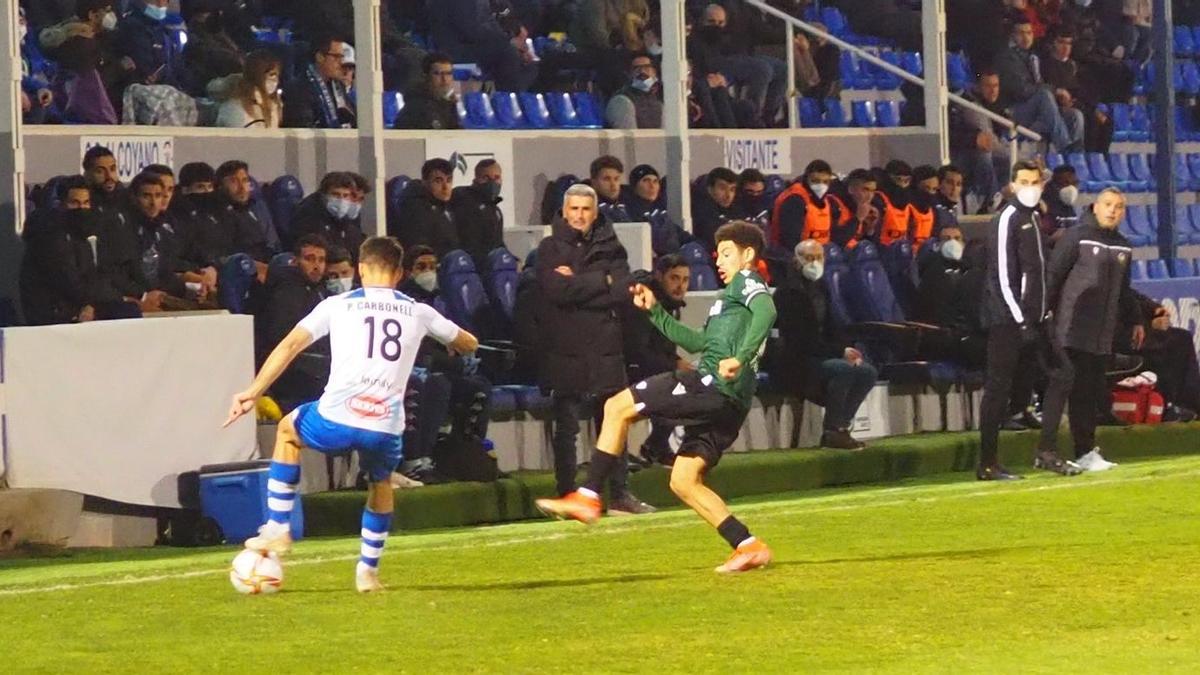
{"left": 223, "top": 237, "right": 478, "bottom": 592}
{"left": 536, "top": 221, "right": 778, "bottom": 573}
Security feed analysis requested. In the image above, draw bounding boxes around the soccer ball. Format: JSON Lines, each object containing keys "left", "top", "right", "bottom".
{"left": 229, "top": 549, "right": 284, "bottom": 595}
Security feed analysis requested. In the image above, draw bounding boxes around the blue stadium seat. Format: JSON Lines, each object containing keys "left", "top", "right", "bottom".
{"left": 387, "top": 175, "right": 412, "bottom": 209}
{"left": 1175, "top": 154, "right": 1200, "bottom": 191}
{"left": 875, "top": 52, "right": 903, "bottom": 90}
{"left": 268, "top": 175, "right": 304, "bottom": 246}
{"left": 462, "top": 91, "right": 498, "bottom": 129}
{"left": 1110, "top": 103, "right": 1133, "bottom": 141}
{"left": 946, "top": 52, "right": 970, "bottom": 91}
{"left": 1129, "top": 104, "right": 1151, "bottom": 141}
{"left": 824, "top": 98, "right": 848, "bottom": 127}
{"left": 840, "top": 51, "right": 868, "bottom": 90}
{"left": 822, "top": 243, "right": 856, "bottom": 328}
{"left": 572, "top": 92, "right": 604, "bottom": 129}
{"left": 1176, "top": 25, "right": 1196, "bottom": 56}
{"left": 438, "top": 249, "right": 491, "bottom": 334}
{"left": 1123, "top": 205, "right": 1154, "bottom": 247}
{"left": 1175, "top": 104, "right": 1200, "bottom": 142}
{"left": 1177, "top": 204, "right": 1200, "bottom": 244}
{"left": 484, "top": 247, "right": 519, "bottom": 338}
{"left": 1086, "top": 152, "right": 1122, "bottom": 189}
{"left": 1067, "top": 153, "right": 1100, "bottom": 192}
{"left": 846, "top": 241, "right": 904, "bottom": 323}
{"left": 266, "top": 252, "right": 295, "bottom": 283}
{"left": 491, "top": 91, "right": 527, "bottom": 129}
{"left": 1129, "top": 259, "right": 1146, "bottom": 281}
{"left": 1045, "top": 152, "right": 1064, "bottom": 170}
{"left": 680, "top": 242, "right": 718, "bottom": 291}
{"left": 1169, "top": 257, "right": 1196, "bottom": 278}
{"left": 546, "top": 92, "right": 583, "bottom": 128}
{"left": 875, "top": 100, "right": 901, "bottom": 127}
{"left": 880, "top": 240, "right": 917, "bottom": 316}
{"left": 1146, "top": 258, "right": 1170, "bottom": 279}
{"left": 1187, "top": 204, "right": 1200, "bottom": 244}
{"left": 899, "top": 51, "right": 923, "bottom": 76}
{"left": 821, "top": 7, "right": 848, "bottom": 35}
{"left": 488, "top": 387, "right": 518, "bottom": 416}
{"left": 851, "top": 100, "right": 877, "bottom": 127}
{"left": 799, "top": 97, "right": 823, "bottom": 127}
{"left": 1108, "top": 154, "right": 1148, "bottom": 192}
{"left": 1129, "top": 153, "right": 1154, "bottom": 188}
{"left": 383, "top": 91, "right": 403, "bottom": 128}
{"left": 518, "top": 92, "right": 553, "bottom": 129}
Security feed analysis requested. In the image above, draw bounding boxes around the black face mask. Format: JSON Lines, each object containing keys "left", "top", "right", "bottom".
{"left": 64, "top": 208, "right": 96, "bottom": 235}
{"left": 700, "top": 25, "right": 724, "bottom": 41}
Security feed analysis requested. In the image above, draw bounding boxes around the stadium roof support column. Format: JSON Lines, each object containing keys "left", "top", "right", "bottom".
{"left": 1153, "top": 0, "right": 1177, "bottom": 260}
{"left": 922, "top": 0, "right": 949, "bottom": 164}
{"left": 354, "top": 0, "right": 386, "bottom": 237}
{"left": 661, "top": 0, "right": 692, "bottom": 231}
{"left": 0, "top": 0, "right": 25, "bottom": 311}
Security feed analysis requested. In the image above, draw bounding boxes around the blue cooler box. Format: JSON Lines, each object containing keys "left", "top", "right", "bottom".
{"left": 199, "top": 461, "right": 304, "bottom": 544}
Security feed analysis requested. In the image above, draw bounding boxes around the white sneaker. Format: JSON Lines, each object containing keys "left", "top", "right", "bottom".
{"left": 1075, "top": 448, "right": 1118, "bottom": 472}
{"left": 355, "top": 564, "right": 385, "bottom": 593}
{"left": 389, "top": 471, "right": 424, "bottom": 489}
{"left": 243, "top": 521, "right": 293, "bottom": 554}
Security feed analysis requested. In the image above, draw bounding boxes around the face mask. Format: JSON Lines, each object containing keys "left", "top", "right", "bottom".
{"left": 346, "top": 201, "right": 362, "bottom": 219}
{"left": 482, "top": 181, "right": 501, "bottom": 201}
{"left": 144, "top": 4, "right": 168, "bottom": 22}
{"left": 801, "top": 260, "right": 824, "bottom": 281}
{"left": 1058, "top": 185, "right": 1079, "bottom": 206}
{"left": 1015, "top": 185, "right": 1043, "bottom": 208}
{"left": 632, "top": 76, "right": 657, "bottom": 92}
{"left": 325, "top": 277, "right": 353, "bottom": 294}
{"left": 940, "top": 238, "right": 965, "bottom": 261}
{"left": 102, "top": 11, "right": 118, "bottom": 31}
{"left": 809, "top": 183, "right": 829, "bottom": 200}
{"left": 1075, "top": 0, "right": 1092, "bottom": 7}
{"left": 325, "top": 196, "right": 354, "bottom": 219}
{"left": 264, "top": 76, "right": 280, "bottom": 93}
{"left": 65, "top": 208, "right": 95, "bottom": 233}
{"left": 414, "top": 270, "right": 438, "bottom": 293}
{"left": 647, "top": 43, "right": 663, "bottom": 56}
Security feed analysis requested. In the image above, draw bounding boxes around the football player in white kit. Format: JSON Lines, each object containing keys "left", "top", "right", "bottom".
{"left": 223, "top": 237, "right": 478, "bottom": 592}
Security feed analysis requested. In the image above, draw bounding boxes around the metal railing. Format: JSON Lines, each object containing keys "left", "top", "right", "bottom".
{"left": 743, "top": 0, "right": 1041, "bottom": 161}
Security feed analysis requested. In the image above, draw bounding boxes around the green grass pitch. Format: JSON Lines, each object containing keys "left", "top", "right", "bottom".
{"left": 4, "top": 455, "right": 1199, "bottom": 673}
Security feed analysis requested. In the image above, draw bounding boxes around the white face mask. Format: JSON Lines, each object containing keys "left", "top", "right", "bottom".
{"left": 801, "top": 260, "right": 824, "bottom": 281}
{"left": 1015, "top": 185, "right": 1043, "bottom": 208}
{"left": 940, "top": 238, "right": 964, "bottom": 261}
{"left": 809, "top": 183, "right": 829, "bottom": 199}
{"left": 264, "top": 76, "right": 280, "bottom": 93}
{"left": 647, "top": 43, "right": 664, "bottom": 56}
{"left": 325, "top": 277, "right": 353, "bottom": 294}
{"left": 632, "top": 76, "right": 657, "bottom": 92}
{"left": 102, "top": 11, "right": 118, "bottom": 31}
{"left": 1058, "top": 185, "right": 1079, "bottom": 206}
{"left": 414, "top": 270, "right": 438, "bottom": 293}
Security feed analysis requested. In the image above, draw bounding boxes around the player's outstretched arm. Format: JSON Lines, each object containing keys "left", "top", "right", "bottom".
{"left": 448, "top": 328, "right": 479, "bottom": 356}
{"left": 223, "top": 327, "right": 314, "bottom": 427}
{"left": 648, "top": 303, "right": 706, "bottom": 354}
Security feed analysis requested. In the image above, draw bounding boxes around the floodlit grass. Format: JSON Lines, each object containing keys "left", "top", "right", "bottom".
{"left": 4, "top": 456, "right": 1200, "bottom": 673}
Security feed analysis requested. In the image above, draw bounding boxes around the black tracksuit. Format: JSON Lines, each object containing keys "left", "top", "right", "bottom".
{"left": 257, "top": 265, "right": 329, "bottom": 411}
{"left": 450, "top": 183, "right": 504, "bottom": 268}
{"left": 1039, "top": 215, "right": 1142, "bottom": 457}
{"left": 979, "top": 199, "right": 1049, "bottom": 467}
{"left": 196, "top": 194, "right": 273, "bottom": 263}
{"left": 388, "top": 181, "right": 460, "bottom": 257}
{"left": 290, "top": 192, "right": 367, "bottom": 260}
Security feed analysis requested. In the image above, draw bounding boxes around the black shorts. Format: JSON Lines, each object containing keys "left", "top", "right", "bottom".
{"left": 629, "top": 370, "right": 747, "bottom": 469}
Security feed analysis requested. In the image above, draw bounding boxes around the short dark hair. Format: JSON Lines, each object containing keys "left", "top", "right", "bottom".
{"left": 1051, "top": 164, "right": 1077, "bottom": 179}
{"left": 423, "top": 52, "right": 453, "bottom": 75}
{"left": 129, "top": 172, "right": 163, "bottom": 195}
{"left": 421, "top": 158, "right": 454, "bottom": 181}
{"left": 845, "top": 168, "right": 876, "bottom": 187}
{"left": 319, "top": 171, "right": 357, "bottom": 194}
{"left": 359, "top": 236, "right": 405, "bottom": 271}
{"left": 655, "top": 253, "right": 688, "bottom": 274}
{"left": 215, "top": 160, "right": 249, "bottom": 183}
{"left": 937, "top": 164, "right": 964, "bottom": 181}
{"left": 143, "top": 164, "right": 174, "bottom": 179}
{"left": 76, "top": 0, "right": 112, "bottom": 20}
{"left": 805, "top": 159, "right": 833, "bottom": 176}
{"left": 885, "top": 160, "right": 913, "bottom": 177}
{"left": 294, "top": 234, "right": 330, "bottom": 255}
{"left": 738, "top": 168, "right": 766, "bottom": 187}
{"left": 474, "top": 159, "right": 500, "bottom": 179}
{"left": 912, "top": 164, "right": 938, "bottom": 184}
{"left": 404, "top": 244, "right": 437, "bottom": 271}
{"left": 707, "top": 167, "right": 738, "bottom": 188}
{"left": 1010, "top": 14, "right": 1032, "bottom": 28}
{"left": 589, "top": 155, "right": 624, "bottom": 179}
{"left": 57, "top": 175, "right": 91, "bottom": 200}
{"left": 978, "top": 68, "right": 1000, "bottom": 81}
{"left": 327, "top": 246, "right": 352, "bottom": 266}
{"left": 628, "top": 51, "right": 655, "bottom": 67}
{"left": 179, "top": 162, "right": 216, "bottom": 187}
{"left": 82, "top": 145, "right": 114, "bottom": 170}
{"left": 714, "top": 221, "right": 765, "bottom": 261}
{"left": 311, "top": 36, "right": 341, "bottom": 59}
{"left": 1011, "top": 159, "right": 1043, "bottom": 181}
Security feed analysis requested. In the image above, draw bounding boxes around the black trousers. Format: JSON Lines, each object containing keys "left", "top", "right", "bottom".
{"left": 1040, "top": 346, "right": 1108, "bottom": 458}
{"left": 1140, "top": 327, "right": 1200, "bottom": 411}
{"left": 978, "top": 323, "right": 1045, "bottom": 466}
{"left": 552, "top": 391, "right": 629, "bottom": 498}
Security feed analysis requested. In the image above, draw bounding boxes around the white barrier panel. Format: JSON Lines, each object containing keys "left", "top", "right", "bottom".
{"left": 1, "top": 315, "right": 257, "bottom": 507}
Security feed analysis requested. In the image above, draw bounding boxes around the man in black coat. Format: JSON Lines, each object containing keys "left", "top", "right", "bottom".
{"left": 1120, "top": 291, "right": 1200, "bottom": 421}
{"left": 624, "top": 164, "right": 691, "bottom": 257}
{"left": 774, "top": 240, "right": 877, "bottom": 450}
{"left": 450, "top": 159, "right": 504, "bottom": 268}
{"left": 690, "top": 167, "right": 744, "bottom": 251}
{"left": 1039, "top": 189, "right": 1144, "bottom": 472}
{"left": 289, "top": 171, "right": 367, "bottom": 261}
{"left": 535, "top": 183, "right": 652, "bottom": 513}
{"left": 388, "top": 158, "right": 460, "bottom": 257}
{"left": 19, "top": 177, "right": 141, "bottom": 325}
{"left": 395, "top": 52, "right": 461, "bottom": 130}
{"left": 124, "top": 171, "right": 199, "bottom": 308}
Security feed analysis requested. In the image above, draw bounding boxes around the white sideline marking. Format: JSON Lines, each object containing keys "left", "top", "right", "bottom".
{"left": 1, "top": 466, "right": 1195, "bottom": 597}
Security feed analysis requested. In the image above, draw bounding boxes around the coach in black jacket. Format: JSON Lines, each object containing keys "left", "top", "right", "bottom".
{"left": 977, "top": 160, "right": 1075, "bottom": 480}
{"left": 535, "top": 184, "right": 651, "bottom": 513}
{"left": 1038, "top": 190, "right": 1143, "bottom": 471}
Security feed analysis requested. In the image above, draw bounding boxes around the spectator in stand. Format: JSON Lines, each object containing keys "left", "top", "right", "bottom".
{"left": 198, "top": 160, "right": 274, "bottom": 264}
{"left": 692, "top": 3, "right": 786, "bottom": 127}
{"left": 290, "top": 172, "right": 368, "bottom": 262}
{"left": 1058, "top": 0, "right": 1136, "bottom": 104}
{"left": 81, "top": 145, "right": 129, "bottom": 243}
{"left": 180, "top": 0, "right": 245, "bottom": 97}
{"left": 38, "top": 0, "right": 121, "bottom": 124}
{"left": 428, "top": 0, "right": 538, "bottom": 92}
{"left": 769, "top": 160, "right": 846, "bottom": 254}
{"left": 625, "top": 163, "right": 692, "bottom": 255}
{"left": 535, "top": 183, "right": 653, "bottom": 513}
{"left": 1122, "top": 291, "right": 1200, "bottom": 421}
{"left": 324, "top": 245, "right": 356, "bottom": 294}
{"left": 687, "top": 57, "right": 747, "bottom": 129}
{"left": 1116, "top": 0, "right": 1153, "bottom": 62}
{"left": 870, "top": 161, "right": 915, "bottom": 247}
{"left": 587, "top": 155, "right": 632, "bottom": 223}
{"left": 20, "top": 7, "right": 57, "bottom": 124}
{"left": 832, "top": 168, "right": 880, "bottom": 248}
{"left": 568, "top": 0, "right": 651, "bottom": 94}
{"left": 606, "top": 52, "right": 663, "bottom": 129}
{"left": 935, "top": 164, "right": 966, "bottom": 224}
{"left": 214, "top": 50, "right": 283, "bottom": 129}
{"left": 451, "top": 159, "right": 505, "bottom": 268}
{"left": 774, "top": 239, "right": 876, "bottom": 449}
{"left": 143, "top": 163, "right": 217, "bottom": 293}
{"left": 125, "top": 171, "right": 205, "bottom": 309}
{"left": 25, "top": 0, "right": 77, "bottom": 28}
{"left": 390, "top": 158, "right": 460, "bottom": 256}
{"left": 257, "top": 234, "right": 332, "bottom": 412}
{"left": 169, "top": 161, "right": 217, "bottom": 246}
{"left": 282, "top": 37, "right": 357, "bottom": 129}
{"left": 950, "top": 71, "right": 1013, "bottom": 212}
{"left": 1040, "top": 26, "right": 1113, "bottom": 153}
{"left": 840, "top": 0, "right": 922, "bottom": 51}
{"left": 790, "top": 22, "right": 841, "bottom": 100}
{"left": 691, "top": 167, "right": 744, "bottom": 250}
{"left": 395, "top": 52, "right": 460, "bottom": 130}
{"left": 1041, "top": 164, "right": 1081, "bottom": 235}
{"left": 994, "top": 16, "right": 1083, "bottom": 153}
{"left": 738, "top": 169, "right": 772, "bottom": 229}
{"left": 116, "top": 0, "right": 184, "bottom": 89}
{"left": 19, "top": 176, "right": 142, "bottom": 325}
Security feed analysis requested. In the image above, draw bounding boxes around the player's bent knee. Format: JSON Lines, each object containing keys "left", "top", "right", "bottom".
{"left": 278, "top": 411, "right": 298, "bottom": 439}
{"left": 668, "top": 465, "right": 703, "bottom": 499}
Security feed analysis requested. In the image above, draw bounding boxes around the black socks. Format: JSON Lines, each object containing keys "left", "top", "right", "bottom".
{"left": 717, "top": 515, "right": 752, "bottom": 550}
{"left": 582, "top": 450, "right": 622, "bottom": 495}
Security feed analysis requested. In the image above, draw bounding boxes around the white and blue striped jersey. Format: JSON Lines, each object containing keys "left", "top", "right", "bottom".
{"left": 297, "top": 286, "right": 460, "bottom": 435}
